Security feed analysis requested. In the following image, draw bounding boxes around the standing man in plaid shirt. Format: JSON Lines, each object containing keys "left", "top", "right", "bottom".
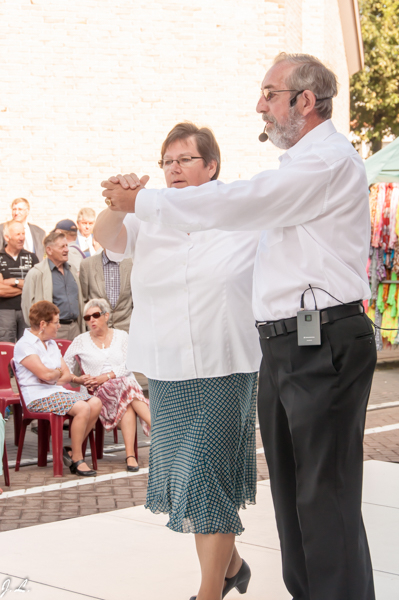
{"left": 79, "top": 250, "right": 133, "bottom": 332}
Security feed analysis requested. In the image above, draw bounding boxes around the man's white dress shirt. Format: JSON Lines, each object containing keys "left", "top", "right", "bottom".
{"left": 77, "top": 232, "right": 96, "bottom": 256}
{"left": 108, "top": 220, "right": 260, "bottom": 381}
{"left": 136, "top": 120, "right": 371, "bottom": 322}
{"left": 24, "top": 223, "right": 34, "bottom": 253}
{"left": 14, "top": 329, "right": 73, "bottom": 405}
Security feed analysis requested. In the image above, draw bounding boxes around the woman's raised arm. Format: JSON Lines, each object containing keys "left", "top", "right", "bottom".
{"left": 93, "top": 208, "right": 128, "bottom": 254}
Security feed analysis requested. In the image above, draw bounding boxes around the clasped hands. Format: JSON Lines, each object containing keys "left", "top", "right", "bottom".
{"left": 75, "top": 373, "right": 109, "bottom": 392}
{"left": 101, "top": 173, "right": 150, "bottom": 212}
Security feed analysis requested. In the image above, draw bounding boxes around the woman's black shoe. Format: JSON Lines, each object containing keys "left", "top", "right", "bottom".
{"left": 126, "top": 455, "right": 139, "bottom": 472}
{"left": 223, "top": 559, "right": 251, "bottom": 598}
{"left": 63, "top": 446, "right": 73, "bottom": 467}
{"left": 69, "top": 459, "right": 96, "bottom": 477}
{"left": 189, "top": 559, "right": 250, "bottom": 600}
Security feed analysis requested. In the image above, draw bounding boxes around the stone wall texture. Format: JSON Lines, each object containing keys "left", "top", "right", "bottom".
{"left": 0, "top": 0, "right": 351, "bottom": 233}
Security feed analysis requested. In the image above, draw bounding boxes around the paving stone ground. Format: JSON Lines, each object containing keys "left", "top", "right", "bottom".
{"left": 1, "top": 356, "right": 398, "bottom": 531}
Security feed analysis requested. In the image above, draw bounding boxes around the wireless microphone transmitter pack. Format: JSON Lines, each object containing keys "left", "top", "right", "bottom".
{"left": 297, "top": 310, "right": 321, "bottom": 346}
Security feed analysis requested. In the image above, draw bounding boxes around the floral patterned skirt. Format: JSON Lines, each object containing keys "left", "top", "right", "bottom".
{"left": 95, "top": 376, "right": 150, "bottom": 435}
{"left": 28, "top": 391, "right": 92, "bottom": 416}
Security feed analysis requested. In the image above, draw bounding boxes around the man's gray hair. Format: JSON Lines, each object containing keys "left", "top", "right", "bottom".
{"left": 274, "top": 52, "right": 338, "bottom": 120}
{"left": 43, "top": 231, "right": 66, "bottom": 248}
{"left": 77, "top": 207, "right": 96, "bottom": 223}
{"left": 3, "top": 220, "right": 21, "bottom": 238}
{"left": 83, "top": 298, "right": 111, "bottom": 316}
{"left": 11, "top": 197, "right": 30, "bottom": 210}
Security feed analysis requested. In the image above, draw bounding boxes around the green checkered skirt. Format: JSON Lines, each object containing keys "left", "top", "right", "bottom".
{"left": 145, "top": 373, "right": 257, "bottom": 535}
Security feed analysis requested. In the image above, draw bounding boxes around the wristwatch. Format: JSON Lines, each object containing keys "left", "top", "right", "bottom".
{"left": 14, "top": 279, "right": 20, "bottom": 287}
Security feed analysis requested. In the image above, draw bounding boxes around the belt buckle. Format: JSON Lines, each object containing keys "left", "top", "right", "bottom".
{"left": 266, "top": 323, "right": 277, "bottom": 339}
{"left": 257, "top": 321, "right": 278, "bottom": 340}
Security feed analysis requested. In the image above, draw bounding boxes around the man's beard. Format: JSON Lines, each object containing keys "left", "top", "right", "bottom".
{"left": 262, "top": 108, "right": 306, "bottom": 150}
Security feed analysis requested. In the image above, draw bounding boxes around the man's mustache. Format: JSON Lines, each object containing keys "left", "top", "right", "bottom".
{"left": 262, "top": 113, "right": 276, "bottom": 124}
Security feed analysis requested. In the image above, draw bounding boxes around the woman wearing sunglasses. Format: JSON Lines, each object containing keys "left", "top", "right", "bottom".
{"left": 64, "top": 298, "right": 151, "bottom": 471}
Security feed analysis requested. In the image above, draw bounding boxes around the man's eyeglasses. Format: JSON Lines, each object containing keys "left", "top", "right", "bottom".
{"left": 261, "top": 89, "right": 301, "bottom": 101}
{"left": 83, "top": 311, "right": 105, "bottom": 322}
{"left": 158, "top": 156, "right": 204, "bottom": 169}
{"left": 261, "top": 88, "right": 332, "bottom": 106}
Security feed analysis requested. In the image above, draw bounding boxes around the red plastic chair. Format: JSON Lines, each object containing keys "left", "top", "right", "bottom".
{"left": 11, "top": 359, "right": 97, "bottom": 478}
{"left": 72, "top": 356, "right": 137, "bottom": 461}
{"left": 55, "top": 339, "right": 72, "bottom": 356}
{"left": 56, "top": 339, "right": 74, "bottom": 439}
{"left": 0, "top": 342, "right": 22, "bottom": 446}
{"left": 2, "top": 430, "right": 10, "bottom": 487}
{"left": 0, "top": 342, "right": 21, "bottom": 487}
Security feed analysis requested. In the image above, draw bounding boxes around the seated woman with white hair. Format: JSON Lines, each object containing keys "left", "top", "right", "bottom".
{"left": 64, "top": 298, "right": 151, "bottom": 471}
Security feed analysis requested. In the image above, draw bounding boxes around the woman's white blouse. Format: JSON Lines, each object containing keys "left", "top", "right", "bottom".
{"left": 14, "top": 329, "right": 66, "bottom": 405}
{"left": 108, "top": 215, "right": 261, "bottom": 381}
{"left": 64, "top": 329, "right": 133, "bottom": 380}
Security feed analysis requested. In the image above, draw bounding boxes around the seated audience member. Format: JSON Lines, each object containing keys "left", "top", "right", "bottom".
{"left": 0, "top": 413, "right": 4, "bottom": 493}
{"left": 0, "top": 198, "right": 45, "bottom": 260}
{"left": 79, "top": 249, "right": 133, "bottom": 332}
{"left": 54, "top": 219, "right": 86, "bottom": 274}
{"left": 0, "top": 221, "right": 39, "bottom": 342}
{"left": 64, "top": 299, "right": 150, "bottom": 472}
{"left": 76, "top": 208, "right": 98, "bottom": 257}
{"left": 13, "top": 301, "right": 102, "bottom": 476}
{"left": 21, "top": 232, "right": 84, "bottom": 341}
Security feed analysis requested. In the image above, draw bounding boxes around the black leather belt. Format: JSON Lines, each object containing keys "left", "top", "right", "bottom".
{"left": 59, "top": 319, "right": 78, "bottom": 325}
{"left": 256, "top": 302, "right": 364, "bottom": 340}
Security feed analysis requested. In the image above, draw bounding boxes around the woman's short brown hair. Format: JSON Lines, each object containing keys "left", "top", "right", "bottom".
{"left": 29, "top": 301, "right": 60, "bottom": 328}
{"left": 161, "top": 122, "right": 221, "bottom": 180}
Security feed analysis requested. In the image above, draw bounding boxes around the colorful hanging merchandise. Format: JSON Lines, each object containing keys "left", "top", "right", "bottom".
{"left": 367, "top": 183, "right": 399, "bottom": 350}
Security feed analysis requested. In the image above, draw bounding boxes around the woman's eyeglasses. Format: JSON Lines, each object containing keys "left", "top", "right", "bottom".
{"left": 83, "top": 311, "right": 105, "bottom": 322}
{"left": 158, "top": 156, "right": 204, "bottom": 169}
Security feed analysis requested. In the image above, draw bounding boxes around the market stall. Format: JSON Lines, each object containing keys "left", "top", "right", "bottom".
{"left": 365, "top": 138, "right": 399, "bottom": 350}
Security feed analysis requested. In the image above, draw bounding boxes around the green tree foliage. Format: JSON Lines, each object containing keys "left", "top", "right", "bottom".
{"left": 350, "top": 0, "right": 399, "bottom": 154}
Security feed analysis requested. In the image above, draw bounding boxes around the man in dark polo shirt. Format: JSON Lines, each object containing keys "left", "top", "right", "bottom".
{"left": 22, "top": 231, "right": 84, "bottom": 340}
{"left": 0, "top": 220, "right": 38, "bottom": 342}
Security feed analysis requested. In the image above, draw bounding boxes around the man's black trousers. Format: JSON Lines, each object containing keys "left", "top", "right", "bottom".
{"left": 258, "top": 313, "right": 376, "bottom": 600}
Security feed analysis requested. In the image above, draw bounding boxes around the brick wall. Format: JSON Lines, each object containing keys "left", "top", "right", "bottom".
{"left": 0, "top": 0, "right": 352, "bottom": 235}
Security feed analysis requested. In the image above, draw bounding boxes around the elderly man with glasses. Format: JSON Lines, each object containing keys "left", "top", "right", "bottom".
{"left": 99, "top": 53, "right": 376, "bottom": 600}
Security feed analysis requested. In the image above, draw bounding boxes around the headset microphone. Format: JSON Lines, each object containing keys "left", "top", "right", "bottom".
{"left": 258, "top": 125, "right": 268, "bottom": 142}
